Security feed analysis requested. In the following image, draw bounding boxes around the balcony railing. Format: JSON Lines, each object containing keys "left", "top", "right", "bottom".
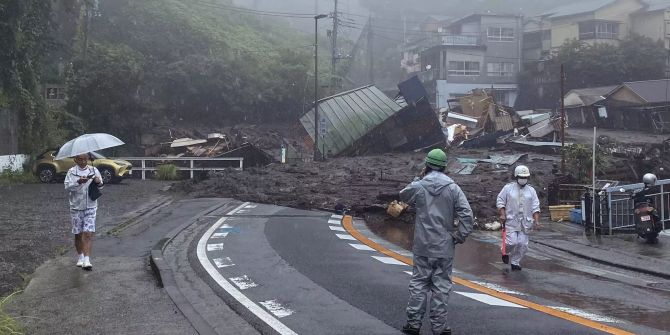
{"left": 579, "top": 31, "right": 619, "bottom": 40}
{"left": 440, "top": 34, "right": 482, "bottom": 46}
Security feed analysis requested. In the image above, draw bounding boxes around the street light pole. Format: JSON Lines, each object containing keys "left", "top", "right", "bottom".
{"left": 314, "top": 14, "right": 328, "bottom": 162}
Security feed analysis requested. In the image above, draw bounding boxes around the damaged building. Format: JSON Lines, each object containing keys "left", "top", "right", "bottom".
{"left": 299, "top": 77, "right": 444, "bottom": 157}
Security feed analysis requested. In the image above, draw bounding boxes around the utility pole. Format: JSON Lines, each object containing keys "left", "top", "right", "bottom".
{"left": 560, "top": 63, "right": 566, "bottom": 174}
{"left": 367, "top": 15, "right": 374, "bottom": 84}
{"left": 314, "top": 14, "right": 328, "bottom": 162}
{"left": 331, "top": 0, "right": 339, "bottom": 93}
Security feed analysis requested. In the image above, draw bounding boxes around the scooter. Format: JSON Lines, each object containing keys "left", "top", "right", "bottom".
{"left": 631, "top": 189, "right": 662, "bottom": 243}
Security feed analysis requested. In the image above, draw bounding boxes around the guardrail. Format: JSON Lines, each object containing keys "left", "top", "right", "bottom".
{"left": 601, "top": 179, "right": 670, "bottom": 234}
{"left": 115, "top": 157, "right": 244, "bottom": 180}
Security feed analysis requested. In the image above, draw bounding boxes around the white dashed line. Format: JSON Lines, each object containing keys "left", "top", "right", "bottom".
{"left": 328, "top": 219, "right": 342, "bottom": 225}
{"left": 259, "top": 300, "right": 294, "bottom": 318}
{"left": 207, "top": 243, "right": 224, "bottom": 251}
{"left": 348, "top": 243, "right": 375, "bottom": 251}
{"left": 197, "top": 202, "right": 297, "bottom": 335}
{"left": 329, "top": 225, "right": 346, "bottom": 232}
{"left": 335, "top": 234, "right": 357, "bottom": 240}
{"left": 220, "top": 224, "right": 234, "bottom": 229}
{"left": 213, "top": 257, "right": 235, "bottom": 268}
{"left": 212, "top": 232, "right": 229, "bottom": 238}
{"left": 244, "top": 204, "right": 258, "bottom": 208}
{"left": 470, "top": 281, "right": 527, "bottom": 296}
{"left": 331, "top": 214, "right": 343, "bottom": 220}
{"left": 229, "top": 275, "right": 259, "bottom": 290}
{"left": 549, "top": 306, "right": 622, "bottom": 323}
{"left": 455, "top": 292, "right": 526, "bottom": 308}
{"left": 371, "top": 256, "right": 409, "bottom": 266}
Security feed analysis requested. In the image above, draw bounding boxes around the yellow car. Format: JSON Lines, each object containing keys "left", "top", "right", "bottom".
{"left": 33, "top": 149, "right": 132, "bottom": 184}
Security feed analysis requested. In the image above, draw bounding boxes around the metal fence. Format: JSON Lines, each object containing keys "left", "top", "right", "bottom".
{"left": 601, "top": 179, "right": 670, "bottom": 234}
{"left": 115, "top": 157, "right": 244, "bottom": 180}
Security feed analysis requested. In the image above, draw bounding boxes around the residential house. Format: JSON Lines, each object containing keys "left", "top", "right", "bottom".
{"left": 523, "top": 0, "right": 670, "bottom": 61}
{"left": 418, "top": 13, "right": 523, "bottom": 109}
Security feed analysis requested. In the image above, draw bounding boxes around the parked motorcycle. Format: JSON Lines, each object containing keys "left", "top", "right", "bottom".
{"left": 630, "top": 173, "right": 663, "bottom": 243}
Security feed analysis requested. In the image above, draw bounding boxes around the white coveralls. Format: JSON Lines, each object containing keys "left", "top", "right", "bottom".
{"left": 400, "top": 171, "right": 474, "bottom": 334}
{"left": 496, "top": 182, "right": 540, "bottom": 266}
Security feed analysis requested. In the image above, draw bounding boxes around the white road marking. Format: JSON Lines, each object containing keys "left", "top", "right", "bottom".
{"left": 336, "top": 234, "right": 357, "bottom": 240}
{"left": 348, "top": 243, "right": 375, "bottom": 251}
{"left": 220, "top": 224, "right": 234, "bottom": 229}
{"left": 331, "top": 214, "right": 343, "bottom": 219}
{"left": 236, "top": 209, "right": 248, "bottom": 213}
{"left": 470, "top": 281, "right": 527, "bottom": 296}
{"left": 371, "top": 256, "right": 409, "bottom": 266}
{"left": 212, "top": 232, "right": 229, "bottom": 238}
{"left": 549, "top": 306, "right": 622, "bottom": 323}
{"left": 455, "top": 292, "right": 526, "bottom": 308}
{"left": 229, "top": 275, "right": 258, "bottom": 290}
{"left": 197, "top": 202, "right": 297, "bottom": 335}
{"left": 328, "top": 219, "right": 342, "bottom": 225}
{"left": 259, "top": 300, "right": 294, "bottom": 318}
{"left": 403, "top": 271, "right": 413, "bottom": 275}
{"left": 207, "top": 243, "right": 224, "bottom": 251}
{"left": 213, "top": 257, "right": 235, "bottom": 268}
{"left": 329, "top": 225, "right": 346, "bottom": 232}
{"left": 244, "top": 204, "right": 258, "bottom": 208}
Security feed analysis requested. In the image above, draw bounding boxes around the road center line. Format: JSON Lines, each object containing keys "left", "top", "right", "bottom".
{"left": 197, "top": 202, "right": 298, "bottom": 335}
{"left": 341, "top": 215, "right": 634, "bottom": 335}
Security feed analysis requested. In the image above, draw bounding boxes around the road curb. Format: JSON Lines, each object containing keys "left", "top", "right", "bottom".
{"left": 149, "top": 200, "right": 234, "bottom": 335}
{"left": 531, "top": 238, "right": 670, "bottom": 279}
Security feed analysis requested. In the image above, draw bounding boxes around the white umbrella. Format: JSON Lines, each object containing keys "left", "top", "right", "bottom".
{"left": 55, "top": 133, "right": 125, "bottom": 160}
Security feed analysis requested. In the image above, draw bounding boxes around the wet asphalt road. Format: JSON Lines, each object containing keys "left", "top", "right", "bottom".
{"left": 192, "top": 202, "right": 669, "bottom": 334}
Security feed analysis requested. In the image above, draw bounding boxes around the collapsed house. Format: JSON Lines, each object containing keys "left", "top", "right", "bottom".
{"left": 299, "top": 76, "right": 444, "bottom": 157}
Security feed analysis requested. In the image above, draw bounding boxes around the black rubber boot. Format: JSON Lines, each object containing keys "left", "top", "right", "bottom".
{"left": 402, "top": 324, "right": 420, "bottom": 335}
{"left": 440, "top": 327, "right": 452, "bottom": 335}
{"left": 501, "top": 254, "right": 509, "bottom": 264}
{"left": 511, "top": 264, "right": 522, "bottom": 271}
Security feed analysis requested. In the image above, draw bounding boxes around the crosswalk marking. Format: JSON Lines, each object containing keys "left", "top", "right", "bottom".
{"left": 229, "top": 275, "right": 258, "bottom": 290}
{"left": 207, "top": 243, "right": 224, "bottom": 251}
{"left": 335, "top": 234, "right": 357, "bottom": 240}
{"left": 328, "top": 219, "right": 342, "bottom": 225}
{"left": 212, "top": 232, "right": 229, "bottom": 238}
{"left": 371, "top": 256, "right": 409, "bottom": 266}
{"left": 329, "top": 225, "right": 346, "bottom": 232}
{"left": 260, "top": 300, "right": 294, "bottom": 318}
{"left": 331, "top": 214, "right": 343, "bottom": 220}
{"left": 348, "top": 243, "right": 375, "bottom": 251}
{"left": 213, "top": 257, "right": 235, "bottom": 268}
{"left": 455, "top": 292, "right": 526, "bottom": 308}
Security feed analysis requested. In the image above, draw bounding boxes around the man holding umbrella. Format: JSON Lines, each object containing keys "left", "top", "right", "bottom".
{"left": 65, "top": 153, "right": 103, "bottom": 270}
{"left": 57, "top": 133, "right": 124, "bottom": 270}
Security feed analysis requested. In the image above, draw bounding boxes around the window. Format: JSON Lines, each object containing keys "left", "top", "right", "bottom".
{"left": 487, "top": 27, "right": 514, "bottom": 41}
{"left": 579, "top": 21, "right": 619, "bottom": 40}
{"left": 45, "top": 87, "right": 66, "bottom": 100}
{"left": 487, "top": 62, "right": 515, "bottom": 77}
{"left": 448, "top": 61, "right": 480, "bottom": 76}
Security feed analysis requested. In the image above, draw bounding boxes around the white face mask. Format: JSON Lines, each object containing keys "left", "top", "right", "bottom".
{"left": 517, "top": 178, "right": 528, "bottom": 186}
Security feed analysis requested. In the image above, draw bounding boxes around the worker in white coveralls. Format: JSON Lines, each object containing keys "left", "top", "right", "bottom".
{"left": 496, "top": 165, "right": 541, "bottom": 271}
{"left": 400, "top": 149, "right": 474, "bottom": 335}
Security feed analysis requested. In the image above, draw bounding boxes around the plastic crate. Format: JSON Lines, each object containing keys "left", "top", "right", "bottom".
{"left": 549, "top": 205, "right": 574, "bottom": 221}
{"left": 569, "top": 208, "right": 582, "bottom": 225}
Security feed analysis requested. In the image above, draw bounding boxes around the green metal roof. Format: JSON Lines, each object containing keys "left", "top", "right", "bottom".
{"left": 300, "top": 85, "right": 403, "bottom": 156}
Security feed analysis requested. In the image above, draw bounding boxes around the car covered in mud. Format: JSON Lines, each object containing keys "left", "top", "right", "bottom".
{"left": 33, "top": 150, "right": 132, "bottom": 184}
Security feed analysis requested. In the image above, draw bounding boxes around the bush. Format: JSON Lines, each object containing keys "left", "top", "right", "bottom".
{"left": 0, "top": 170, "right": 39, "bottom": 185}
{"left": 155, "top": 164, "right": 181, "bottom": 180}
{"left": 0, "top": 292, "right": 24, "bottom": 334}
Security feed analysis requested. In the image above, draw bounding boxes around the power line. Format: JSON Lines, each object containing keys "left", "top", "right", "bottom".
{"left": 189, "top": 1, "right": 318, "bottom": 18}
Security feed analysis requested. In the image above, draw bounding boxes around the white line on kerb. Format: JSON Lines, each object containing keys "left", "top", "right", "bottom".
{"left": 197, "top": 202, "right": 298, "bottom": 335}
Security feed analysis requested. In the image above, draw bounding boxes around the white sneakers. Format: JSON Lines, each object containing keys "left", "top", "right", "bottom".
{"left": 76, "top": 254, "right": 84, "bottom": 267}
{"left": 82, "top": 259, "right": 92, "bottom": 270}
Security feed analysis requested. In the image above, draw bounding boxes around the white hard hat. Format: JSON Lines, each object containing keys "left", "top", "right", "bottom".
{"left": 514, "top": 165, "right": 531, "bottom": 178}
{"left": 643, "top": 173, "right": 657, "bottom": 186}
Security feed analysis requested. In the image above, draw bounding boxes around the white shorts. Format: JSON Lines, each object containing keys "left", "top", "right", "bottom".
{"left": 70, "top": 208, "right": 97, "bottom": 234}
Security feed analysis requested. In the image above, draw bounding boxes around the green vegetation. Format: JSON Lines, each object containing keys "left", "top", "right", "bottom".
{"left": 518, "top": 35, "right": 667, "bottom": 109}
{"left": 0, "top": 170, "right": 38, "bottom": 185}
{"left": 0, "top": 291, "right": 24, "bottom": 335}
{"left": 155, "top": 164, "right": 181, "bottom": 180}
{"left": 562, "top": 144, "right": 607, "bottom": 183}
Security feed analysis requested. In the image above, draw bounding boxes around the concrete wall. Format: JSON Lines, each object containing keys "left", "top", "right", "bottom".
{"left": 595, "top": 0, "right": 644, "bottom": 39}
{"left": 0, "top": 108, "right": 19, "bottom": 155}
{"left": 632, "top": 10, "right": 667, "bottom": 44}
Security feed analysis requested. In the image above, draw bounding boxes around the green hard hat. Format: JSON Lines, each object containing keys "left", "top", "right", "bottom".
{"left": 425, "top": 149, "right": 447, "bottom": 168}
